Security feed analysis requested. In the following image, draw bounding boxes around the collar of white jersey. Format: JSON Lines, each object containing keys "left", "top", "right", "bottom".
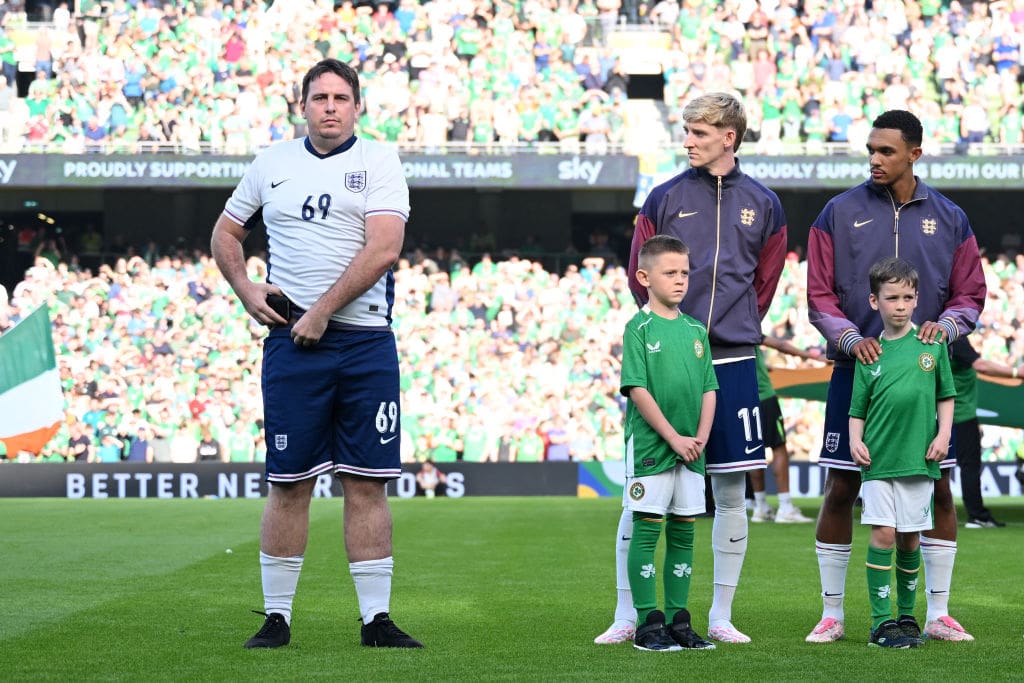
{"left": 304, "top": 135, "right": 358, "bottom": 159}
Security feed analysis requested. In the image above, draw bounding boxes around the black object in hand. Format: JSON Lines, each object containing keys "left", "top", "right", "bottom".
{"left": 266, "top": 293, "right": 292, "bottom": 321}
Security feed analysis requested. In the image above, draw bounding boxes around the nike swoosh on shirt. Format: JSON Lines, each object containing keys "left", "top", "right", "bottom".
{"left": 380, "top": 435, "right": 398, "bottom": 445}
{"left": 271, "top": 179, "right": 289, "bottom": 188}
{"left": 678, "top": 211, "right": 699, "bottom": 218}
{"left": 853, "top": 219, "right": 873, "bottom": 227}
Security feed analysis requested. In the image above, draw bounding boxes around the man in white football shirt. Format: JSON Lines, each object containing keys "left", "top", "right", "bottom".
{"left": 212, "top": 58, "right": 422, "bottom": 650}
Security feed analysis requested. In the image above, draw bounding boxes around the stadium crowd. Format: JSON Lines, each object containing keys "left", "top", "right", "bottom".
{"left": 2, "top": 240, "right": 1022, "bottom": 465}
{"left": 1, "top": 0, "right": 1024, "bottom": 154}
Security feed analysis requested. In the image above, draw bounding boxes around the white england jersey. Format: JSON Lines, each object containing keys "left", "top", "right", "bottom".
{"left": 224, "top": 136, "right": 409, "bottom": 327}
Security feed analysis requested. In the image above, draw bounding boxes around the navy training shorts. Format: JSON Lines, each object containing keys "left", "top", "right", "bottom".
{"left": 706, "top": 357, "right": 767, "bottom": 474}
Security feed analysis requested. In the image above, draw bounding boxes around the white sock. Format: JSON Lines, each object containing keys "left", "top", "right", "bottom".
{"left": 709, "top": 472, "right": 747, "bottom": 625}
{"left": 921, "top": 536, "right": 956, "bottom": 622}
{"left": 753, "top": 490, "right": 768, "bottom": 511}
{"left": 815, "top": 541, "right": 851, "bottom": 622}
{"left": 778, "top": 492, "right": 793, "bottom": 511}
{"left": 710, "top": 584, "right": 737, "bottom": 628}
{"left": 350, "top": 557, "right": 394, "bottom": 624}
{"left": 614, "top": 508, "right": 637, "bottom": 624}
{"left": 260, "top": 551, "right": 304, "bottom": 625}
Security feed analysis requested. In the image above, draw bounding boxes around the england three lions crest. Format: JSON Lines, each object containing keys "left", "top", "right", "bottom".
{"left": 921, "top": 218, "right": 937, "bottom": 235}
{"left": 345, "top": 171, "right": 367, "bottom": 192}
{"left": 824, "top": 431, "right": 840, "bottom": 453}
{"left": 740, "top": 208, "right": 756, "bottom": 226}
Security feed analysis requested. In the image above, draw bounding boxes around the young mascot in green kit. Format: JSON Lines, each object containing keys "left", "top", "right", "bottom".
{"left": 849, "top": 257, "right": 956, "bottom": 648}
{"left": 620, "top": 235, "right": 718, "bottom": 652}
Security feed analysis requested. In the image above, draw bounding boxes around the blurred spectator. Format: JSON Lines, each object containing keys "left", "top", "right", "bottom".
{"left": 125, "top": 426, "right": 155, "bottom": 463}
{"left": 196, "top": 427, "right": 222, "bottom": 462}
{"left": 415, "top": 459, "right": 448, "bottom": 498}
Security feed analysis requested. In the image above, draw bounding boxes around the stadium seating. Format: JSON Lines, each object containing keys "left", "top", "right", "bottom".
{"left": 0, "top": 0, "right": 1022, "bottom": 155}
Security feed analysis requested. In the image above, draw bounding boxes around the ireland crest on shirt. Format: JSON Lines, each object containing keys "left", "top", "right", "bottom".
{"left": 345, "top": 171, "right": 367, "bottom": 192}
{"left": 918, "top": 353, "right": 936, "bottom": 372}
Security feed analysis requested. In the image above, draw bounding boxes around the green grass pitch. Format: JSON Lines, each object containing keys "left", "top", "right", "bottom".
{"left": 2, "top": 496, "right": 1022, "bottom": 681}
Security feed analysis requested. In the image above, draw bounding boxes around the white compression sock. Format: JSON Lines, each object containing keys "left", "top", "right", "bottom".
{"left": 815, "top": 541, "right": 851, "bottom": 621}
{"left": 614, "top": 507, "right": 636, "bottom": 624}
{"left": 260, "top": 551, "right": 304, "bottom": 625}
{"left": 753, "top": 491, "right": 768, "bottom": 511}
{"left": 921, "top": 536, "right": 956, "bottom": 622}
{"left": 350, "top": 557, "right": 394, "bottom": 624}
{"left": 709, "top": 472, "right": 747, "bottom": 625}
{"left": 778, "top": 492, "right": 793, "bottom": 511}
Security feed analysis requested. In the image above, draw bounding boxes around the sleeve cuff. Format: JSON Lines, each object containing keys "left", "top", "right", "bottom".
{"left": 939, "top": 318, "right": 958, "bottom": 343}
{"left": 838, "top": 329, "right": 863, "bottom": 356}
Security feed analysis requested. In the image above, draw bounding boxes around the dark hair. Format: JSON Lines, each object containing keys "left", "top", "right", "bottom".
{"left": 301, "top": 59, "right": 361, "bottom": 108}
{"left": 638, "top": 234, "right": 689, "bottom": 269}
{"left": 871, "top": 110, "right": 923, "bottom": 148}
{"left": 869, "top": 256, "right": 918, "bottom": 295}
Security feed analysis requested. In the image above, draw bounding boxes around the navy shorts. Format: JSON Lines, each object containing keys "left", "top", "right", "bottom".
{"left": 818, "top": 365, "right": 956, "bottom": 472}
{"left": 706, "top": 357, "right": 766, "bottom": 474}
{"left": 261, "top": 326, "right": 402, "bottom": 482}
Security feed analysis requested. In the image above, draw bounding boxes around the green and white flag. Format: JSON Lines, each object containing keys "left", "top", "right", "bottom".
{"left": 0, "top": 307, "right": 64, "bottom": 457}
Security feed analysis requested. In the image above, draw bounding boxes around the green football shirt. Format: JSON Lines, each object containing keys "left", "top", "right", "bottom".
{"left": 621, "top": 309, "right": 718, "bottom": 478}
{"left": 849, "top": 333, "right": 956, "bottom": 481}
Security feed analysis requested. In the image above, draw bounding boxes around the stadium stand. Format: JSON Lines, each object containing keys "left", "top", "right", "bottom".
{"left": 2, "top": 0, "right": 1023, "bottom": 463}
{"left": 0, "top": 0, "right": 1022, "bottom": 155}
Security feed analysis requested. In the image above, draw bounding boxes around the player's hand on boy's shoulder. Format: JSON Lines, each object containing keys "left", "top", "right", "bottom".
{"left": 851, "top": 337, "right": 882, "bottom": 365}
{"left": 916, "top": 320, "right": 944, "bottom": 345}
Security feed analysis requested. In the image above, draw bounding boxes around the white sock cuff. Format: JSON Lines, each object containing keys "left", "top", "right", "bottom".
{"left": 260, "top": 551, "right": 305, "bottom": 568}
{"left": 710, "top": 472, "right": 747, "bottom": 510}
{"left": 349, "top": 556, "right": 395, "bottom": 576}
{"left": 815, "top": 541, "right": 852, "bottom": 557}
{"left": 920, "top": 536, "right": 957, "bottom": 553}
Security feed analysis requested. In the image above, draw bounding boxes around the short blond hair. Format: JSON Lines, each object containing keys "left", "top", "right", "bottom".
{"left": 682, "top": 92, "right": 747, "bottom": 152}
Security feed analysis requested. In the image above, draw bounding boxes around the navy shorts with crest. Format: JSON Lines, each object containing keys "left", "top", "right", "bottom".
{"left": 261, "top": 326, "right": 401, "bottom": 482}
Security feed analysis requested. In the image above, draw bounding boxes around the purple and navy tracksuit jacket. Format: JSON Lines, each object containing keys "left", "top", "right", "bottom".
{"left": 628, "top": 160, "right": 788, "bottom": 361}
{"left": 807, "top": 178, "right": 986, "bottom": 366}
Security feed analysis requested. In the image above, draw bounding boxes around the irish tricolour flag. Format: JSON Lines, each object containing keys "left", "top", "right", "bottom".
{"left": 0, "top": 306, "right": 64, "bottom": 457}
